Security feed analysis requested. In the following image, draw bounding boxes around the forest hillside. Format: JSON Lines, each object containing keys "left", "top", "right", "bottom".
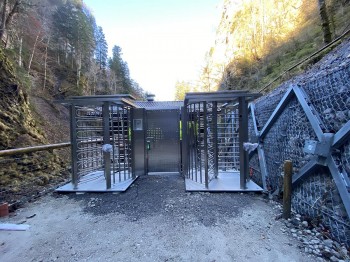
{"left": 0, "top": 0, "right": 146, "bottom": 148}
{"left": 175, "top": 0, "right": 350, "bottom": 99}
{"left": 0, "top": 0, "right": 146, "bottom": 204}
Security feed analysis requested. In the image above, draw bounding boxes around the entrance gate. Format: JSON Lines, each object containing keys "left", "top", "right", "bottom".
{"left": 146, "top": 110, "right": 180, "bottom": 174}
{"left": 58, "top": 92, "right": 265, "bottom": 193}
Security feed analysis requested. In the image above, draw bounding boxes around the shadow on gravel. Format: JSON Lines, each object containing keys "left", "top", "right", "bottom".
{"left": 64, "top": 175, "right": 263, "bottom": 226}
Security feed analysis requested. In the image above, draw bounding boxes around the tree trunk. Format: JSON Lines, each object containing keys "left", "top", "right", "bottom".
{"left": 76, "top": 53, "right": 81, "bottom": 87}
{"left": 18, "top": 35, "right": 22, "bottom": 66}
{"left": 318, "top": 0, "right": 332, "bottom": 44}
{"left": 0, "top": 0, "right": 8, "bottom": 42}
{"left": 0, "top": 0, "right": 21, "bottom": 43}
{"left": 28, "top": 32, "right": 40, "bottom": 75}
{"left": 43, "top": 36, "right": 50, "bottom": 90}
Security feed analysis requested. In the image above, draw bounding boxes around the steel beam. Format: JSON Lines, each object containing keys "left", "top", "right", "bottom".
{"left": 327, "top": 156, "right": 350, "bottom": 220}
{"left": 333, "top": 120, "right": 350, "bottom": 149}
{"left": 257, "top": 145, "right": 268, "bottom": 190}
{"left": 293, "top": 85, "right": 325, "bottom": 141}
{"left": 292, "top": 158, "right": 319, "bottom": 187}
{"left": 249, "top": 103, "right": 259, "bottom": 137}
{"left": 260, "top": 87, "right": 294, "bottom": 139}
{"left": 70, "top": 105, "right": 79, "bottom": 189}
{"left": 61, "top": 97, "right": 138, "bottom": 108}
{"left": 185, "top": 91, "right": 261, "bottom": 104}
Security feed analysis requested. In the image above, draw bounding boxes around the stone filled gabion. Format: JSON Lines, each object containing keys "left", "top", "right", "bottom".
{"left": 292, "top": 171, "right": 350, "bottom": 247}
{"left": 248, "top": 41, "right": 350, "bottom": 247}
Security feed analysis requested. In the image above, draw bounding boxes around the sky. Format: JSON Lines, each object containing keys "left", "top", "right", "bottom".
{"left": 83, "top": 0, "right": 220, "bottom": 101}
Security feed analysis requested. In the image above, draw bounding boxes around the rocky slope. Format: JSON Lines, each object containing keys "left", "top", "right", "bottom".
{"left": 0, "top": 48, "right": 68, "bottom": 206}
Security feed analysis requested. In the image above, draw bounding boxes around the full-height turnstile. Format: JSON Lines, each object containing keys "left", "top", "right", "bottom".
{"left": 57, "top": 92, "right": 264, "bottom": 193}
{"left": 182, "top": 91, "right": 263, "bottom": 191}
{"left": 57, "top": 95, "right": 138, "bottom": 192}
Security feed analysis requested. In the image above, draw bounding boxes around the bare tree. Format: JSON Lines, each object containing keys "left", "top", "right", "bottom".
{"left": 0, "top": 0, "right": 22, "bottom": 45}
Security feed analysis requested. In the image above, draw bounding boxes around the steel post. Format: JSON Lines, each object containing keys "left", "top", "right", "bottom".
{"left": 204, "top": 101, "right": 209, "bottom": 188}
{"left": 130, "top": 108, "right": 136, "bottom": 179}
{"left": 213, "top": 102, "right": 219, "bottom": 178}
{"left": 239, "top": 97, "right": 248, "bottom": 189}
{"left": 102, "top": 102, "right": 111, "bottom": 189}
{"left": 69, "top": 105, "right": 79, "bottom": 189}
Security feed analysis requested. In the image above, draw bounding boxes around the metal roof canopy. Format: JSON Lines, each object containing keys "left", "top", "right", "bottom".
{"left": 60, "top": 95, "right": 138, "bottom": 107}
{"left": 185, "top": 90, "right": 261, "bottom": 104}
{"left": 134, "top": 101, "right": 184, "bottom": 110}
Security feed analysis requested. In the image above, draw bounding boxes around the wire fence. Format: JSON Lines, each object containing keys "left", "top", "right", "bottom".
{"left": 248, "top": 43, "right": 350, "bottom": 247}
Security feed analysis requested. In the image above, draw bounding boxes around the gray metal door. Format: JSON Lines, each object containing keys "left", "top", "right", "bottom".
{"left": 146, "top": 109, "right": 180, "bottom": 173}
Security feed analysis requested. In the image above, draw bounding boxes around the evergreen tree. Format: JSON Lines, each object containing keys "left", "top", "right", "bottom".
{"left": 109, "top": 45, "right": 132, "bottom": 93}
{"left": 94, "top": 26, "right": 108, "bottom": 69}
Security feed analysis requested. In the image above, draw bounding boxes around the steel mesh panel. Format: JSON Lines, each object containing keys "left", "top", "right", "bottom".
{"left": 263, "top": 97, "right": 318, "bottom": 191}
{"left": 301, "top": 65, "right": 350, "bottom": 133}
{"left": 254, "top": 86, "right": 287, "bottom": 130}
{"left": 292, "top": 170, "right": 350, "bottom": 247}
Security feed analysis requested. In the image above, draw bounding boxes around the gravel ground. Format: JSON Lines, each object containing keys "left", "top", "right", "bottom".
{"left": 0, "top": 175, "right": 318, "bottom": 262}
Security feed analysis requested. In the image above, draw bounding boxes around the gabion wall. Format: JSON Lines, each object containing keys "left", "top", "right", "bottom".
{"left": 248, "top": 40, "right": 350, "bottom": 247}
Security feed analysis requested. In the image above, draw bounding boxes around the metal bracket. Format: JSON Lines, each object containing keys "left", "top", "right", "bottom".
{"left": 303, "top": 133, "right": 334, "bottom": 158}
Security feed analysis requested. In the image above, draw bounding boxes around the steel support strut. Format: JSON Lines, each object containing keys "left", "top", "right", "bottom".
{"left": 239, "top": 97, "right": 248, "bottom": 189}
{"left": 249, "top": 103, "right": 268, "bottom": 190}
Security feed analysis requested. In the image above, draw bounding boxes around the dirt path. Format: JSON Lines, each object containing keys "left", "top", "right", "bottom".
{"left": 0, "top": 175, "right": 317, "bottom": 262}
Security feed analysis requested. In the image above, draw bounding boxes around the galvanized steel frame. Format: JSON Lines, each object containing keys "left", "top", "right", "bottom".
{"left": 183, "top": 91, "right": 260, "bottom": 190}
{"left": 66, "top": 96, "right": 136, "bottom": 190}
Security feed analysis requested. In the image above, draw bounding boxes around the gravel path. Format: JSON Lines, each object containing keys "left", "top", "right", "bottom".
{"left": 0, "top": 175, "right": 317, "bottom": 262}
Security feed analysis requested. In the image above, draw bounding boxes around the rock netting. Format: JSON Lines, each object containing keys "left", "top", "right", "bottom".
{"left": 248, "top": 39, "right": 350, "bottom": 248}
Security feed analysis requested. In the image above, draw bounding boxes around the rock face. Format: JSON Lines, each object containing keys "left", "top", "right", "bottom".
{"left": 0, "top": 48, "right": 66, "bottom": 205}
{"left": 0, "top": 48, "right": 45, "bottom": 149}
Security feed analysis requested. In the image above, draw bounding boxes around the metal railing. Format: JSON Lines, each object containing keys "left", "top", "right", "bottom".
{"left": 0, "top": 143, "right": 70, "bottom": 205}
